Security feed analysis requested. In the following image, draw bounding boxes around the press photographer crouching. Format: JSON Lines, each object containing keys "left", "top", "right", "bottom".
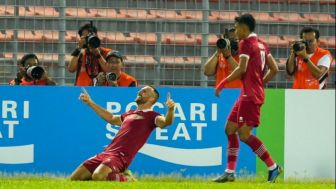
{"left": 68, "top": 23, "right": 112, "bottom": 86}
{"left": 95, "top": 50, "right": 138, "bottom": 87}
{"left": 286, "top": 27, "right": 333, "bottom": 89}
{"left": 204, "top": 28, "right": 242, "bottom": 88}
{"left": 9, "top": 54, "right": 56, "bottom": 86}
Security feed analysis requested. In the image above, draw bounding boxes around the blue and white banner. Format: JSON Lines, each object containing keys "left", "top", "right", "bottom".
{"left": 0, "top": 86, "right": 255, "bottom": 175}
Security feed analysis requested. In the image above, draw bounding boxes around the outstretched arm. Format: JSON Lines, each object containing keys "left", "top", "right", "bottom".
{"left": 155, "top": 92, "right": 175, "bottom": 129}
{"left": 79, "top": 87, "right": 122, "bottom": 126}
{"left": 215, "top": 56, "right": 248, "bottom": 97}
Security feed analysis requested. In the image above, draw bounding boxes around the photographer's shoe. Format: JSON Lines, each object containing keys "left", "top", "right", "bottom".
{"left": 212, "top": 172, "right": 235, "bottom": 183}
{"left": 267, "top": 165, "right": 282, "bottom": 183}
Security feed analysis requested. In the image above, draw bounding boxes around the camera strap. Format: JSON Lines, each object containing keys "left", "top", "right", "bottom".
{"left": 74, "top": 53, "right": 83, "bottom": 85}
{"left": 318, "top": 71, "right": 328, "bottom": 89}
{"left": 85, "top": 50, "right": 100, "bottom": 79}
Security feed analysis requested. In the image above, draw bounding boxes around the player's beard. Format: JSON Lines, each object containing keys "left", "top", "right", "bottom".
{"left": 135, "top": 95, "right": 145, "bottom": 105}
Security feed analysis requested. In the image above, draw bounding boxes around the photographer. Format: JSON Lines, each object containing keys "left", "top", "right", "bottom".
{"left": 95, "top": 50, "right": 138, "bottom": 87}
{"left": 68, "top": 23, "right": 112, "bottom": 86}
{"left": 9, "top": 53, "right": 56, "bottom": 86}
{"left": 204, "top": 28, "right": 242, "bottom": 88}
{"left": 286, "top": 27, "right": 333, "bottom": 89}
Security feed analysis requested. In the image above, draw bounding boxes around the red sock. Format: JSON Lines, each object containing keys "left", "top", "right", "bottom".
{"left": 244, "top": 135, "right": 275, "bottom": 167}
{"left": 107, "top": 173, "right": 128, "bottom": 182}
{"left": 226, "top": 133, "right": 240, "bottom": 171}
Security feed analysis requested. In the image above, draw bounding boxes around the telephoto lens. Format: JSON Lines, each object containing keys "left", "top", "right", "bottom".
{"left": 216, "top": 38, "right": 231, "bottom": 49}
{"left": 26, "top": 66, "right": 45, "bottom": 80}
{"left": 106, "top": 72, "right": 117, "bottom": 81}
{"left": 292, "top": 41, "right": 309, "bottom": 52}
{"left": 87, "top": 34, "right": 101, "bottom": 48}
{"left": 293, "top": 43, "right": 305, "bottom": 52}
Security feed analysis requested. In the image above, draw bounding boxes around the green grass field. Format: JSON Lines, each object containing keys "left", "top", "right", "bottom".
{"left": 0, "top": 175, "right": 334, "bottom": 189}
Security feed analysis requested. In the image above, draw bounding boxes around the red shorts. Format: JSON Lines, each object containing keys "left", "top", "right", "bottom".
{"left": 83, "top": 151, "right": 128, "bottom": 174}
{"left": 228, "top": 99, "right": 261, "bottom": 128}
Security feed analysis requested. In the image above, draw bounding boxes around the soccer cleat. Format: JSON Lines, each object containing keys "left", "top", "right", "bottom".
{"left": 123, "top": 169, "right": 137, "bottom": 182}
{"left": 267, "top": 165, "right": 282, "bottom": 183}
{"left": 212, "top": 172, "right": 235, "bottom": 183}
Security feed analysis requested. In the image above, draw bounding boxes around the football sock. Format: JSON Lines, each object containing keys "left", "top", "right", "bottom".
{"left": 226, "top": 133, "right": 240, "bottom": 172}
{"left": 244, "top": 135, "right": 275, "bottom": 167}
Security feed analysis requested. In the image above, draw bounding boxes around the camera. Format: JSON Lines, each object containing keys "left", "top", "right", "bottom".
{"left": 293, "top": 40, "right": 309, "bottom": 52}
{"left": 26, "top": 66, "right": 45, "bottom": 80}
{"left": 106, "top": 72, "right": 117, "bottom": 81}
{"left": 216, "top": 28, "right": 239, "bottom": 55}
{"left": 216, "top": 38, "right": 231, "bottom": 49}
{"left": 86, "top": 33, "right": 101, "bottom": 48}
{"left": 216, "top": 38, "right": 239, "bottom": 55}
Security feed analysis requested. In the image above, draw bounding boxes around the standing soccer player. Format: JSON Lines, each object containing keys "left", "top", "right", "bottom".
{"left": 213, "top": 14, "right": 280, "bottom": 183}
{"left": 70, "top": 86, "right": 175, "bottom": 181}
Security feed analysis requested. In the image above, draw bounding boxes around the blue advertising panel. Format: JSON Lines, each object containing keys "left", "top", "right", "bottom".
{"left": 0, "top": 86, "right": 255, "bottom": 176}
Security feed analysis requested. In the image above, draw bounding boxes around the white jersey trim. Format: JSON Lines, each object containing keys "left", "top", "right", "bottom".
{"left": 154, "top": 115, "right": 163, "bottom": 127}
{"left": 317, "top": 54, "right": 332, "bottom": 69}
{"left": 240, "top": 54, "right": 250, "bottom": 60}
{"left": 248, "top": 33, "right": 257, "bottom": 38}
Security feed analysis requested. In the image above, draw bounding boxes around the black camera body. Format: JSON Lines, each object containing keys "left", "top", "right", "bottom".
{"left": 86, "top": 33, "right": 101, "bottom": 49}
{"left": 293, "top": 40, "right": 309, "bottom": 52}
{"left": 106, "top": 72, "right": 117, "bottom": 81}
{"left": 216, "top": 38, "right": 239, "bottom": 55}
{"left": 216, "top": 38, "right": 231, "bottom": 49}
{"left": 26, "top": 66, "right": 45, "bottom": 80}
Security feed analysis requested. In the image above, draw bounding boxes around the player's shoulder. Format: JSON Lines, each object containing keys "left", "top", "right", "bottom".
{"left": 257, "top": 38, "right": 270, "bottom": 50}
{"left": 239, "top": 38, "right": 251, "bottom": 49}
{"left": 257, "top": 38, "right": 268, "bottom": 46}
{"left": 146, "top": 110, "right": 161, "bottom": 116}
{"left": 124, "top": 109, "right": 135, "bottom": 115}
{"left": 141, "top": 110, "right": 161, "bottom": 121}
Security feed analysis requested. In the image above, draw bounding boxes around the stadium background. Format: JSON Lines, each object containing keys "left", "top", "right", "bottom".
{"left": 0, "top": 1, "right": 335, "bottom": 186}
{"left": 0, "top": 0, "right": 335, "bottom": 87}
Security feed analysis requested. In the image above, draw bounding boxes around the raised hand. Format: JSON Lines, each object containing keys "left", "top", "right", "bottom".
{"left": 79, "top": 87, "right": 93, "bottom": 105}
{"left": 165, "top": 92, "right": 175, "bottom": 111}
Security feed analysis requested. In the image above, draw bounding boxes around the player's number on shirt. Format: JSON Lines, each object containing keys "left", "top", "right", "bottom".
{"left": 260, "top": 50, "right": 266, "bottom": 70}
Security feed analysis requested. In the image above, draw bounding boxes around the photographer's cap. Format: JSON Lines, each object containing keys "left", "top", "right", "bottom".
{"left": 106, "top": 50, "right": 124, "bottom": 62}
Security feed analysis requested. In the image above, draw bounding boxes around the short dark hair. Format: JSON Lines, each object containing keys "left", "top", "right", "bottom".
{"left": 234, "top": 14, "right": 256, "bottom": 32}
{"left": 20, "top": 53, "right": 39, "bottom": 66}
{"left": 106, "top": 50, "right": 124, "bottom": 62}
{"left": 78, "top": 23, "right": 97, "bottom": 36}
{"left": 148, "top": 85, "right": 160, "bottom": 102}
{"left": 228, "top": 28, "right": 236, "bottom": 33}
{"left": 300, "top": 27, "right": 320, "bottom": 40}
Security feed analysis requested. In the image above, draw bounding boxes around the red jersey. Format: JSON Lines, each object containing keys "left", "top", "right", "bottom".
{"left": 239, "top": 33, "right": 269, "bottom": 104}
{"left": 104, "top": 110, "right": 160, "bottom": 165}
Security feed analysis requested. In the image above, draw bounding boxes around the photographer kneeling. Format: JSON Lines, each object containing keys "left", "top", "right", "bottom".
{"left": 95, "top": 50, "right": 138, "bottom": 87}
{"left": 68, "top": 23, "right": 112, "bottom": 86}
{"left": 286, "top": 27, "right": 333, "bottom": 89}
{"left": 9, "top": 53, "right": 56, "bottom": 86}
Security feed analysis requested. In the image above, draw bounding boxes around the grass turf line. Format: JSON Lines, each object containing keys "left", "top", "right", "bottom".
{"left": 0, "top": 177, "right": 334, "bottom": 189}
